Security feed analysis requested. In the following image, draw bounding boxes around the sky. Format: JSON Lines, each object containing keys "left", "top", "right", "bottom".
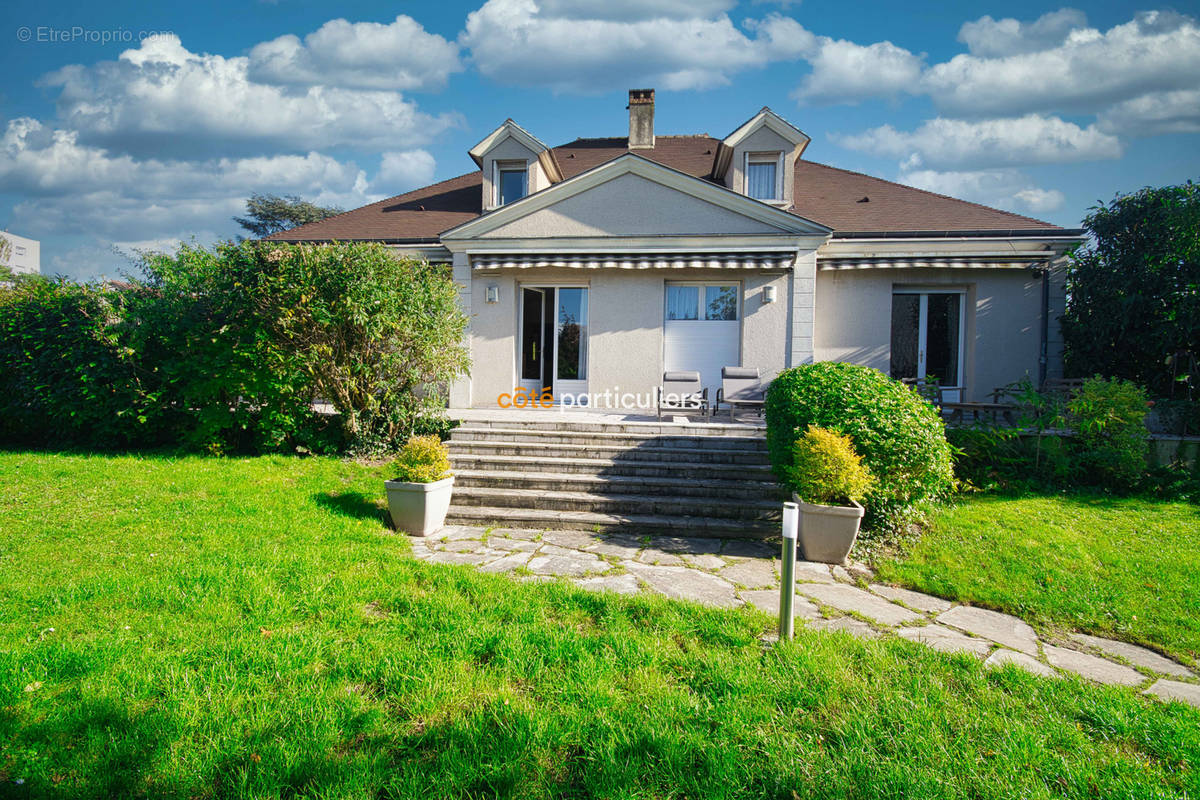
{"left": 2, "top": 0, "right": 1199, "bottom": 281}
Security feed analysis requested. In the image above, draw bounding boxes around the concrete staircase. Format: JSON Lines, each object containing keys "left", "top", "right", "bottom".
{"left": 446, "top": 419, "right": 784, "bottom": 537}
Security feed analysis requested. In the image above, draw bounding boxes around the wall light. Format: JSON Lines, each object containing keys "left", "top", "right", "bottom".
{"left": 486, "top": 285, "right": 499, "bottom": 304}
{"left": 762, "top": 285, "right": 777, "bottom": 304}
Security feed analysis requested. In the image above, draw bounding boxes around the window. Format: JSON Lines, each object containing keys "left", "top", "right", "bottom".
{"left": 496, "top": 162, "right": 528, "bottom": 206}
{"left": 666, "top": 285, "right": 699, "bottom": 320}
{"left": 666, "top": 283, "right": 739, "bottom": 321}
{"left": 14, "top": 246, "right": 26, "bottom": 257}
{"left": 746, "top": 154, "right": 779, "bottom": 201}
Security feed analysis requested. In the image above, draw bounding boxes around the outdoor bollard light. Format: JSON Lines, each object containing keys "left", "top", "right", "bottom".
{"left": 779, "top": 501, "right": 799, "bottom": 640}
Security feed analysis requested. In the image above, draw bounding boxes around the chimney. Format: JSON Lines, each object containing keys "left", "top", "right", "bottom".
{"left": 627, "top": 89, "right": 655, "bottom": 149}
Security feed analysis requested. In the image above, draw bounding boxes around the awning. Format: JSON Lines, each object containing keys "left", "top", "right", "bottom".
{"left": 819, "top": 257, "right": 1047, "bottom": 270}
{"left": 471, "top": 252, "right": 796, "bottom": 270}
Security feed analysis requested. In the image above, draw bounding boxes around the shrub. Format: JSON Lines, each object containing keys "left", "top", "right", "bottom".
{"left": 391, "top": 435, "right": 451, "bottom": 483}
{"left": 765, "top": 363, "right": 954, "bottom": 530}
{"left": 0, "top": 277, "right": 175, "bottom": 448}
{"left": 785, "top": 427, "right": 874, "bottom": 506}
{"left": 1068, "top": 376, "right": 1149, "bottom": 488}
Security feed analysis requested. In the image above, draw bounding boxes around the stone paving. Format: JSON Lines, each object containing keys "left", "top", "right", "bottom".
{"left": 410, "top": 525, "right": 1200, "bottom": 709}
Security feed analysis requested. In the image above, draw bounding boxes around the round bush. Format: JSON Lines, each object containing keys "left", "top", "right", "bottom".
{"left": 765, "top": 363, "right": 954, "bottom": 528}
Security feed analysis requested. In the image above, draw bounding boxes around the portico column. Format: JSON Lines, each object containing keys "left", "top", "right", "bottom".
{"left": 448, "top": 251, "right": 473, "bottom": 407}
{"left": 789, "top": 249, "right": 816, "bottom": 366}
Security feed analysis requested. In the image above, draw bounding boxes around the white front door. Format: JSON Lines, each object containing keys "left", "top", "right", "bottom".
{"left": 663, "top": 282, "right": 741, "bottom": 400}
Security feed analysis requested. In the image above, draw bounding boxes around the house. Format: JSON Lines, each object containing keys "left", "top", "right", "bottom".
{"left": 1, "top": 231, "right": 40, "bottom": 275}
{"left": 271, "top": 90, "right": 1082, "bottom": 408}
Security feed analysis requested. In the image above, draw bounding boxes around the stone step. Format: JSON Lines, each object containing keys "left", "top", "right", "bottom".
{"left": 448, "top": 440, "right": 771, "bottom": 465}
{"left": 452, "top": 486, "right": 782, "bottom": 521}
{"left": 449, "top": 426, "right": 768, "bottom": 451}
{"left": 451, "top": 419, "right": 764, "bottom": 437}
{"left": 443, "top": 505, "right": 778, "bottom": 538}
{"left": 449, "top": 453, "right": 776, "bottom": 480}
{"left": 452, "top": 469, "right": 784, "bottom": 500}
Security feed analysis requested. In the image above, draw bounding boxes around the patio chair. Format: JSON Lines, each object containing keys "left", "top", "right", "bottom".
{"left": 656, "top": 371, "right": 709, "bottom": 420}
{"left": 715, "top": 367, "right": 765, "bottom": 420}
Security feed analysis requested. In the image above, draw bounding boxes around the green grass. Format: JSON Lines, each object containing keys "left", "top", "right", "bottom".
{"left": 877, "top": 493, "right": 1200, "bottom": 665}
{"left": 1, "top": 452, "right": 1198, "bottom": 799}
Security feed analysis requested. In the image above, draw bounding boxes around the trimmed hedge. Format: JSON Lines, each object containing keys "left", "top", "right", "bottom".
{"left": 765, "top": 363, "right": 954, "bottom": 529}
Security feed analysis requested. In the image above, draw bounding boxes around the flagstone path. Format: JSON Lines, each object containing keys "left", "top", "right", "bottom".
{"left": 410, "top": 525, "right": 1199, "bottom": 709}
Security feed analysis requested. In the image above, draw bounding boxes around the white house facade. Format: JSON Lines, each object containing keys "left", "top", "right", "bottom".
{"left": 272, "top": 90, "right": 1081, "bottom": 409}
{"left": 1, "top": 231, "right": 40, "bottom": 275}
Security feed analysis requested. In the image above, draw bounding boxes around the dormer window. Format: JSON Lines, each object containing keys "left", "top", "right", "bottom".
{"left": 496, "top": 161, "right": 528, "bottom": 206}
{"left": 745, "top": 153, "right": 781, "bottom": 201}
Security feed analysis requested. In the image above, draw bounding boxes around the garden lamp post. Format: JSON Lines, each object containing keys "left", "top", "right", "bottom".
{"left": 779, "top": 501, "right": 799, "bottom": 640}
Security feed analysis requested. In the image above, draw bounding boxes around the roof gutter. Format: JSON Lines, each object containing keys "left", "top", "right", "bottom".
{"left": 832, "top": 229, "right": 1084, "bottom": 239}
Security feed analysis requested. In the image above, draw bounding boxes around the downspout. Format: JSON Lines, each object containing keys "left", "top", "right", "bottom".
{"left": 1037, "top": 267, "right": 1049, "bottom": 388}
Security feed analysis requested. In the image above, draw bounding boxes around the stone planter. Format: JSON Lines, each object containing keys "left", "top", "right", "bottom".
{"left": 385, "top": 476, "right": 454, "bottom": 535}
{"left": 792, "top": 494, "right": 865, "bottom": 565}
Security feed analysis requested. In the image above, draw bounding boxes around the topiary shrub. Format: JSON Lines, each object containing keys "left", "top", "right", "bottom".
{"left": 1067, "top": 376, "right": 1149, "bottom": 488}
{"left": 391, "top": 435, "right": 451, "bottom": 483}
{"left": 786, "top": 427, "right": 874, "bottom": 506}
{"left": 765, "top": 362, "right": 954, "bottom": 530}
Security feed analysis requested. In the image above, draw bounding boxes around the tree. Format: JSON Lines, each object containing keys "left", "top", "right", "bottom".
{"left": 1062, "top": 181, "right": 1200, "bottom": 399}
{"left": 234, "top": 194, "right": 343, "bottom": 238}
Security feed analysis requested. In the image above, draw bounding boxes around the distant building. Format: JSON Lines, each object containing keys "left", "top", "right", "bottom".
{"left": 1, "top": 231, "right": 40, "bottom": 275}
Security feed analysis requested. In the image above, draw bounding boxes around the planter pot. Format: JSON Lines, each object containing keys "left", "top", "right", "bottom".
{"left": 791, "top": 494, "right": 865, "bottom": 565}
{"left": 385, "top": 476, "right": 454, "bottom": 535}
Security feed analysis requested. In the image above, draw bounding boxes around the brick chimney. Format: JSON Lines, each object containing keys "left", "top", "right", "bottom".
{"left": 627, "top": 89, "right": 655, "bottom": 149}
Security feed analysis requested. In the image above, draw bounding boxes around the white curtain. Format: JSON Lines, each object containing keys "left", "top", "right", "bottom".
{"left": 746, "top": 161, "right": 777, "bottom": 200}
{"left": 666, "top": 286, "right": 699, "bottom": 320}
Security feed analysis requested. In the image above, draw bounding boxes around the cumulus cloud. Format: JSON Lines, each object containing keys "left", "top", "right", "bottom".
{"left": 1097, "top": 89, "right": 1200, "bottom": 137}
{"left": 374, "top": 150, "right": 438, "bottom": 192}
{"left": 793, "top": 37, "right": 924, "bottom": 104}
{"left": 42, "top": 35, "right": 460, "bottom": 157}
{"left": 461, "top": 0, "right": 810, "bottom": 92}
{"left": 0, "top": 116, "right": 406, "bottom": 273}
{"left": 248, "top": 15, "right": 462, "bottom": 91}
{"left": 900, "top": 168, "right": 1066, "bottom": 215}
{"left": 834, "top": 115, "right": 1122, "bottom": 170}
{"left": 957, "top": 8, "right": 1088, "bottom": 57}
{"left": 924, "top": 10, "right": 1200, "bottom": 116}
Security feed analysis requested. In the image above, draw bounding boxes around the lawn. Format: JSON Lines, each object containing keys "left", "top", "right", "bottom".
{"left": 876, "top": 493, "right": 1200, "bottom": 666}
{"left": 1, "top": 452, "right": 1198, "bottom": 799}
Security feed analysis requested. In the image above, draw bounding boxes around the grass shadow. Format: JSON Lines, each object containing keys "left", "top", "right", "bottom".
{"left": 313, "top": 491, "right": 388, "bottom": 525}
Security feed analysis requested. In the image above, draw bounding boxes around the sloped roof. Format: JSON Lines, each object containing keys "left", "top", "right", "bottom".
{"left": 268, "top": 135, "right": 1064, "bottom": 242}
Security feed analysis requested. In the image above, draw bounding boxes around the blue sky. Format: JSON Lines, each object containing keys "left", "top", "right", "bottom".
{"left": 2, "top": 0, "right": 1198, "bottom": 280}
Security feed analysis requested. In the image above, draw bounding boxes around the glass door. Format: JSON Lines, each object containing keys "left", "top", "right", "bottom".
{"left": 891, "top": 290, "right": 963, "bottom": 400}
{"left": 519, "top": 287, "right": 550, "bottom": 395}
{"left": 554, "top": 287, "right": 588, "bottom": 399}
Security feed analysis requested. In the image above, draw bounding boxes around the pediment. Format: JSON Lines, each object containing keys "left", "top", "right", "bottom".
{"left": 442, "top": 154, "right": 828, "bottom": 241}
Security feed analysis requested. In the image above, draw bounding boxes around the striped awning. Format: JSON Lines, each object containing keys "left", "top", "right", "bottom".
{"left": 471, "top": 252, "right": 795, "bottom": 271}
{"left": 819, "top": 257, "right": 1047, "bottom": 271}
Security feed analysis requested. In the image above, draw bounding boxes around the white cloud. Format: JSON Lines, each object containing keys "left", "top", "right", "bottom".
{"left": 1097, "top": 89, "right": 1200, "bottom": 137}
{"left": 248, "top": 15, "right": 462, "bottom": 91}
{"left": 900, "top": 168, "right": 1065, "bottom": 215}
{"left": 461, "top": 0, "right": 805, "bottom": 92}
{"left": 0, "top": 117, "right": 392, "bottom": 271}
{"left": 793, "top": 37, "right": 924, "bottom": 104}
{"left": 957, "top": 8, "right": 1088, "bottom": 57}
{"left": 374, "top": 150, "right": 438, "bottom": 192}
{"left": 924, "top": 10, "right": 1200, "bottom": 116}
{"left": 534, "top": 0, "right": 736, "bottom": 21}
{"left": 42, "top": 34, "right": 460, "bottom": 157}
{"left": 834, "top": 115, "right": 1122, "bottom": 170}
